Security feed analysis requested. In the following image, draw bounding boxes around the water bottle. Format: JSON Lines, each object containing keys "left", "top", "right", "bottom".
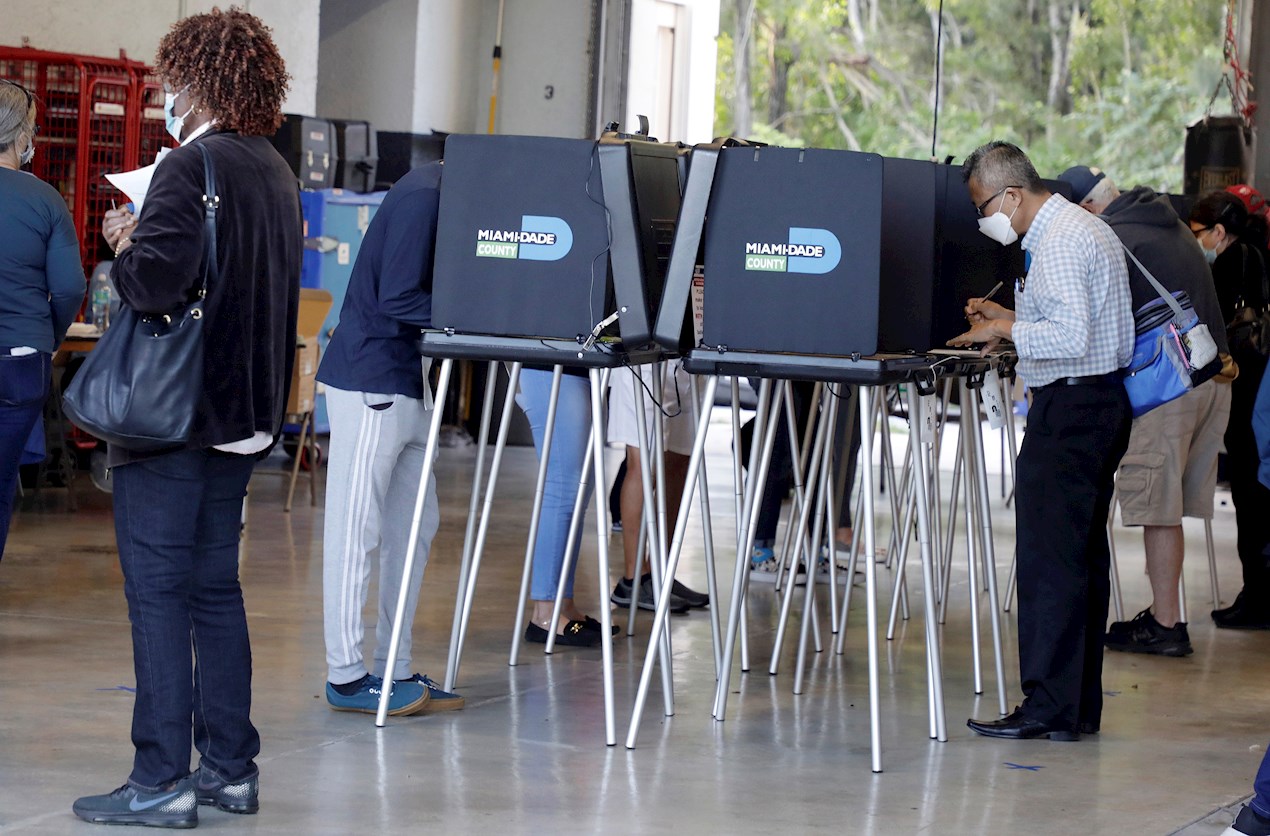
{"left": 91, "top": 273, "right": 111, "bottom": 332}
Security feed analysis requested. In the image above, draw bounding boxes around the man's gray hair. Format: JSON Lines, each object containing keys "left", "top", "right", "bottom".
{"left": 1083, "top": 176, "right": 1119, "bottom": 208}
{"left": 962, "top": 140, "right": 1044, "bottom": 193}
{"left": 0, "top": 81, "right": 35, "bottom": 155}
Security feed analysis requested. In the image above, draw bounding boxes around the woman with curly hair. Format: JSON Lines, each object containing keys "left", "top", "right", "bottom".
{"left": 73, "top": 8, "right": 301, "bottom": 828}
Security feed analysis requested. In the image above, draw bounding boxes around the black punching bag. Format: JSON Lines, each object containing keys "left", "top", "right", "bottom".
{"left": 1185, "top": 115, "right": 1254, "bottom": 195}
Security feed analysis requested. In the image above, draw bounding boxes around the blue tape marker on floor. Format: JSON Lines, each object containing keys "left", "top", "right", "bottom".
{"left": 1003, "top": 763, "right": 1044, "bottom": 771}
{"left": 1103, "top": 690, "right": 1121, "bottom": 697}
{"left": 94, "top": 685, "right": 137, "bottom": 693}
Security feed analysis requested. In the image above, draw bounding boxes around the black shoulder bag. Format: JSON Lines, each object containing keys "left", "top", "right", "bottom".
{"left": 1229, "top": 243, "right": 1270, "bottom": 358}
{"left": 63, "top": 143, "right": 220, "bottom": 451}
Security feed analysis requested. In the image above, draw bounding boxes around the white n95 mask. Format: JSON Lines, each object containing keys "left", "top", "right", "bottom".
{"left": 978, "top": 201, "right": 1020, "bottom": 246}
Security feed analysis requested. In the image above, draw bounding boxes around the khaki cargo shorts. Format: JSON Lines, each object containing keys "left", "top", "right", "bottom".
{"left": 1116, "top": 379, "right": 1232, "bottom": 526}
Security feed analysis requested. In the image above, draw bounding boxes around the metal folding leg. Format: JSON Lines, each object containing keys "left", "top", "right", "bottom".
{"left": 712, "top": 379, "right": 775, "bottom": 720}
{"left": 583, "top": 368, "right": 619, "bottom": 744}
{"left": 376, "top": 359, "right": 454, "bottom": 725}
{"left": 626, "top": 376, "right": 720, "bottom": 748}
{"left": 962, "top": 379, "right": 1009, "bottom": 716}
{"left": 444, "top": 361, "right": 499, "bottom": 692}
{"left": 508, "top": 366, "right": 564, "bottom": 666}
{"left": 445, "top": 362, "right": 524, "bottom": 690}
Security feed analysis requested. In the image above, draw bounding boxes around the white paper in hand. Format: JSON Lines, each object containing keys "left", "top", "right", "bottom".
{"left": 105, "top": 163, "right": 159, "bottom": 215}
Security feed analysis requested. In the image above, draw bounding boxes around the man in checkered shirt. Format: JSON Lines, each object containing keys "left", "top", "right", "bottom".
{"left": 949, "top": 140, "right": 1134, "bottom": 742}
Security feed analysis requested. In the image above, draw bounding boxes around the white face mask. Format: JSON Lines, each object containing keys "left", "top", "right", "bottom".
{"left": 977, "top": 192, "right": 1020, "bottom": 246}
{"left": 163, "top": 87, "right": 194, "bottom": 142}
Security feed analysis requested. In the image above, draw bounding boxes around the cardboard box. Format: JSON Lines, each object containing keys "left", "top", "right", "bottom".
{"left": 287, "top": 339, "right": 319, "bottom": 415}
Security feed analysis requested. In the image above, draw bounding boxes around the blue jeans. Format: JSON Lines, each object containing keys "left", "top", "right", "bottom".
{"left": 1254, "top": 744, "right": 1270, "bottom": 819}
{"left": 517, "top": 370, "right": 593, "bottom": 601}
{"left": 112, "top": 448, "right": 259, "bottom": 791}
{"left": 0, "top": 350, "right": 50, "bottom": 561}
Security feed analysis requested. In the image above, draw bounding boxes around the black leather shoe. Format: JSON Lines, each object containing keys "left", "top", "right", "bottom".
{"left": 1078, "top": 721, "right": 1099, "bottom": 735}
{"left": 524, "top": 621, "right": 601, "bottom": 647}
{"left": 966, "top": 707, "right": 1079, "bottom": 741}
{"left": 1212, "top": 591, "right": 1270, "bottom": 630}
{"left": 582, "top": 616, "right": 620, "bottom": 636}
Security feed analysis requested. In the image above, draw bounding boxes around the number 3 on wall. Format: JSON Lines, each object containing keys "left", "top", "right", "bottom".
{"left": 544, "top": 85, "right": 554, "bottom": 100}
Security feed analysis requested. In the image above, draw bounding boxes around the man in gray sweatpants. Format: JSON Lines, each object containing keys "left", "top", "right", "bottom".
{"left": 315, "top": 162, "right": 463, "bottom": 715}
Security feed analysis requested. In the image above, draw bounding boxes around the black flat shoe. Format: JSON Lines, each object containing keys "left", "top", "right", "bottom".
{"left": 524, "top": 621, "right": 601, "bottom": 647}
{"left": 966, "top": 707, "right": 1079, "bottom": 741}
{"left": 582, "top": 616, "right": 619, "bottom": 636}
{"left": 1212, "top": 592, "right": 1270, "bottom": 630}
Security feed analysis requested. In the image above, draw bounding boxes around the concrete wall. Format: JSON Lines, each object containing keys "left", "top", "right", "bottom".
{"left": 3, "top": 0, "right": 718, "bottom": 143}
{"left": 318, "top": 0, "right": 420, "bottom": 129}
{"left": 0, "top": 0, "right": 321, "bottom": 114}
{"left": 472, "top": 0, "right": 598, "bottom": 138}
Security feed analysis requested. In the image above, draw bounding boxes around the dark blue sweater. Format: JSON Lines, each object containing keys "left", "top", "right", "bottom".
{"left": 0, "top": 168, "right": 85, "bottom": 352}
{"left": 317, "top": 163, "right": 440, "bottom": 399}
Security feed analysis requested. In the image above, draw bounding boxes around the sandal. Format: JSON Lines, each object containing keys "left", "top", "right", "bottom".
{"left": 524, "top": 620, "right": 601, "bottom": 647}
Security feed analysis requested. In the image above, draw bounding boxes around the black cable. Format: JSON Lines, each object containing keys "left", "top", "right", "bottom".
{"left": 620, "top": 359, "right": 684, "bottom": 419}
{"left": 931, "top": 0, "right": 945, "bottom": 160}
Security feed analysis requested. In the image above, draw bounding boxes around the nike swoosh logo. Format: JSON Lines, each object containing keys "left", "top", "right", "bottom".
{"left": 129, "top": 791, "right": 179, "bottom": 812}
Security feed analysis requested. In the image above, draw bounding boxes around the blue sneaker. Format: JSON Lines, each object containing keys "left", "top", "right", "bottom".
{"left": 326, "top": 674, "right": 428, "bottom": 716}
{"left": 73, "top": 777, "right": 198, "bottom": 828}
{"left": 395, "top": 673, "right": 465, "bottom": 711}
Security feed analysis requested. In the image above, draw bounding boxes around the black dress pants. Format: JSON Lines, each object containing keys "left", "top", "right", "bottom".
{"left": 1224, "top": 350, "right": 1270, "bottom": 603}
{"left": 1014, "top": 378, "right": 1131, "bottom": 730}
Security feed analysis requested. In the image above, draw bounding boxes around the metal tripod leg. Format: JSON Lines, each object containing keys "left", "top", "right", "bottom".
{"left": 509, "top": 366, "right": 564, "bottom": 666}
{"left": 376, "top": 359, "right": 454, "bottom": 725}
{"left": 588, "top": 367, "right": 618, "bottom": 745}
{"left": 964, "top": 382, "right": 1009, "bottom": 717}
{"left": 444, "top": 361, "right": 498, "bottom": 692}
{"left": 713, "top": 379, "right": 775, "bottom": 720}
{"left": 449, "top": 363, "right": 524, "bottom": 689}
{"left": 626, "top": 376, "right": 720, "bottom": 748}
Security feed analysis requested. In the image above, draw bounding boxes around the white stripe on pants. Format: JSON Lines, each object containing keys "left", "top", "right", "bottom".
{"left": 322, "top": 385, "right": 439, "bottom": 684}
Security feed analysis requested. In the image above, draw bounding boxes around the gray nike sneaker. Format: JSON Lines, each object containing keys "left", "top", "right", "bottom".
{"left": 73, "top": 776, "right": 198, "bottom": 828}
{"left": 194, "top": 764, "right": 259, "bottom": 814}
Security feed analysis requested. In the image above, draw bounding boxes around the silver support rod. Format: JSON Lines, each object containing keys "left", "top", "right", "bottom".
{"left": 451, "top": 363, "right": 524, "bottom": 687}
{"left": 444, "top": 361, "right": 499, "bottom": 692}
{"left": 713, "top": 378, "right": 775, "bottom": 719}
{"left": 509, "top": 366, "right": 564, "bottom": 666}
{"left": 587, "top": 367, "right": 618, "bottom": 745}
{"left": 376, "top": 359, "right": 454, "bottom": 725}
{"left": 626, "top": 375, "right": 720, "bottom": 749}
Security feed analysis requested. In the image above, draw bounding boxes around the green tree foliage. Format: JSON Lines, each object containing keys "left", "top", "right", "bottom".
{"left": 716, "top": 0, "right": 1232, "bottom": 190}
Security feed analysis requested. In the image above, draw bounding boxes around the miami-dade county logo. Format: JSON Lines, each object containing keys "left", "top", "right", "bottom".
{"left": 743, "top": 228, "right": 841, "bottom": 275}
{"left": 475, "top": 215, "right": 573, "bottom": 261}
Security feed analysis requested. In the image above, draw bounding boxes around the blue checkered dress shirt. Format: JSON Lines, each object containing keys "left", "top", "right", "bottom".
{"left": 1012, "top": 194, "right": 1135, "bottom": 388}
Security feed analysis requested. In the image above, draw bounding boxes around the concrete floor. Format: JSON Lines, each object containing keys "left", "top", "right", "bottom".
{"left": 0, "top": 412, "right": 1266, "bottom": 835}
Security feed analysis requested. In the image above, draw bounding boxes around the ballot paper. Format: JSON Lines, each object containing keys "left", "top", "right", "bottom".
{"left": 105, "top": 163, "right": 158, "bottom": 215}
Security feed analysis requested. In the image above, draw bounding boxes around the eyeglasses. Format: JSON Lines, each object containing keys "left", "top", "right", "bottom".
{"left": 976, "top": 186, "right": 1018, "bottom": 218}
{"left": 1191, "top": 224, "right": 1214, "bottom": 239}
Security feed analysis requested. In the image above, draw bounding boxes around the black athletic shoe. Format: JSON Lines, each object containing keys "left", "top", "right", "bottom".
{"left": 1105, "top": 608, "right": 1192, "bottom": 657}
{"left": 194, "top": 765, "right": 258, "bottom": 814}
{"left": 73, "top": 777, "right": 198, "bottom": 828}
{"left": 610, "top": 575, "right": 690, "bottom": 613}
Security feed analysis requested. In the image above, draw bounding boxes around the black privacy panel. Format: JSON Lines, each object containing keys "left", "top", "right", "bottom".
{"left": 703, "top": 147, "right": 883, "bottom": 356}
{"left": 432, "top": 134, "right": 610, "bottom": 340}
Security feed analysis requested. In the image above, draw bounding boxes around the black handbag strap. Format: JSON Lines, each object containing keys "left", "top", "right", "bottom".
{"left": 195, "top": 142, "right": 220, "bottom": 299}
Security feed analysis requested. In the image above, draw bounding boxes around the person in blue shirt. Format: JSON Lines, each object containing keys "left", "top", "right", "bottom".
{"left": 317, "top": 161, "right": 464, "bottom": 716}
{"left": 0, "top": 79, "right": 85, "bottom": 562}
